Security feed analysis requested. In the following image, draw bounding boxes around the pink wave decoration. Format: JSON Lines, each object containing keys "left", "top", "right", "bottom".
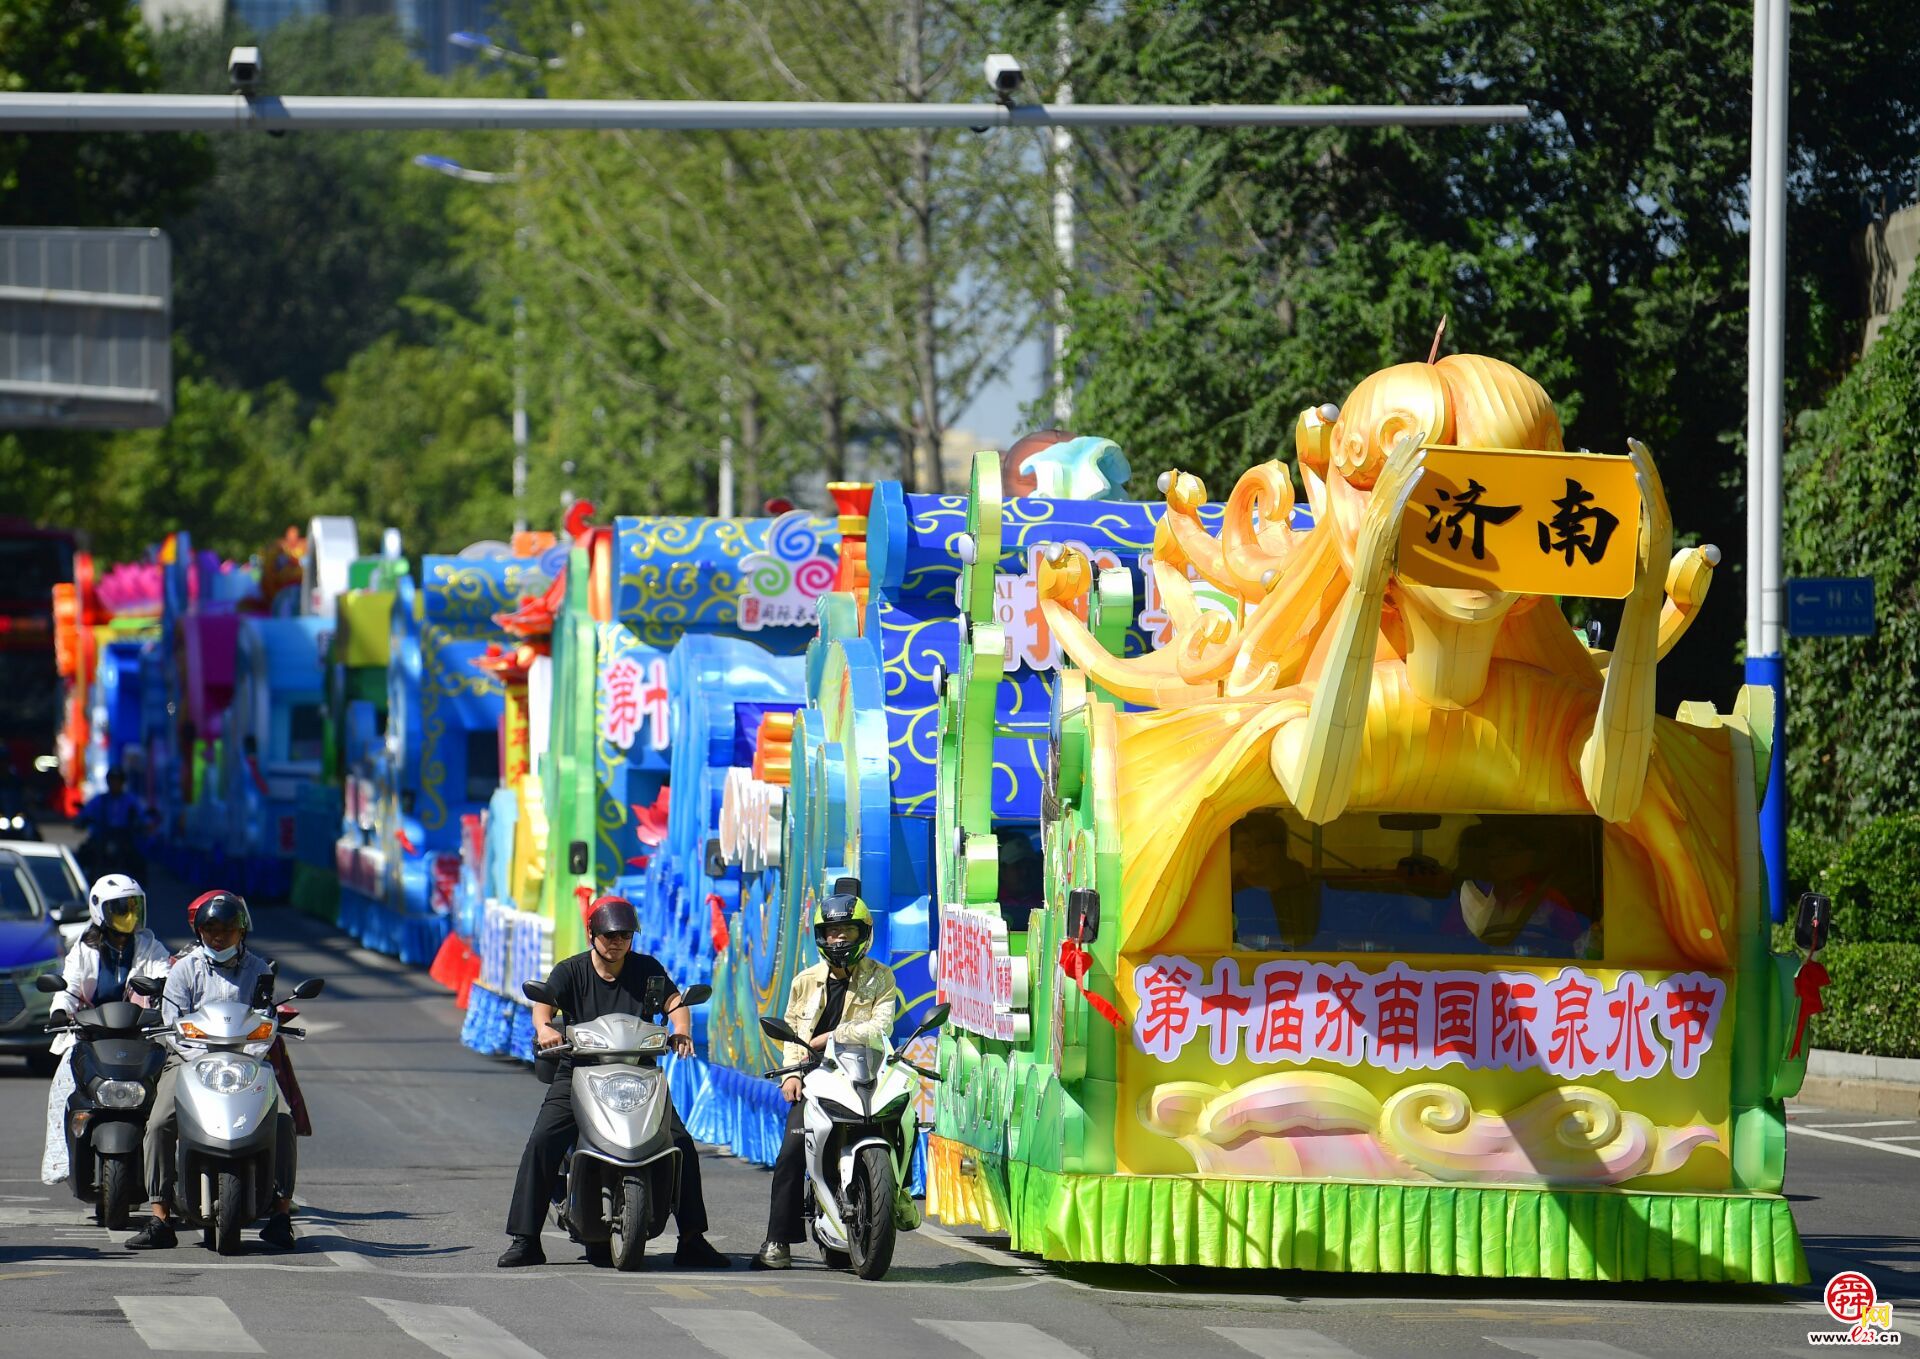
{"left": 96, "top": 562, "right": 163, "bottom": 617}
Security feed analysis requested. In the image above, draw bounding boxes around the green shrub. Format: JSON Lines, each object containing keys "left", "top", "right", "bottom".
{"left": 1807, "top": 943, "right": 1920, "bottom": 1059}
{"left": 1825, "top": 813, "right": 1920, "bottom": 945}
{"left": 1786, "top": 825, "right": 1837, "bottom": 903}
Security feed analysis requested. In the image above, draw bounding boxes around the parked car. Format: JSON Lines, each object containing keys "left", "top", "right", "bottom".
{"left": 0, "top": 840, "right": 90, "bottom": 945}
{"left": 0, "top": 847, "right": 61, "bottom": 1075}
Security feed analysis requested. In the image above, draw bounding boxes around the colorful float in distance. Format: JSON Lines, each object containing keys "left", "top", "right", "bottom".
{"left": 51, "top": 554, "right": 162, "bottom": 819}
{"left": 699, "top": 447, "right": 1240, "bottom": 1173}
{"left": 925, "top": 354, "right": 1820, "bottom": 1284}
{"left": 455, "top": 508, "right": 831, "bottom": 1066}
{"left": 336, "top": 535, "right": 556, "bottom": 965}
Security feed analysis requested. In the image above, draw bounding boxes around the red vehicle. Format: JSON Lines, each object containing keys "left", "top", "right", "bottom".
{"left": 0, "top": 520, "right": 76, "bottom": 799}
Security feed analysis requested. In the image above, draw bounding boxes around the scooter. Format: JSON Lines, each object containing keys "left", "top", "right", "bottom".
{"left": 521, "top": 977, "right": 711, "bottom": 1271}
{"left": 134, "top": 972, "right": 325, "bottom": 1255}
{"left": 759, "top": 1001, "right": 947, "bottom": 1280}
{"left": 36, "top": 974, "right": 166, "bottom": 1228}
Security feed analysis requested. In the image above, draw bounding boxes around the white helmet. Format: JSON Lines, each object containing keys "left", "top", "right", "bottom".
{"left": 88, "top": 874, "right": 147, "bottom": 935}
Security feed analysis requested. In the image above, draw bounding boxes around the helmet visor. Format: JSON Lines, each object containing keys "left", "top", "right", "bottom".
{"left": 104, "top": 894, "right": 146, "bottom": 934}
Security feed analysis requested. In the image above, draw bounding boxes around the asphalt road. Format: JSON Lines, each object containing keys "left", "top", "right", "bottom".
{"left": 2, "top": 852, "right": 1916, "bottom": 1359}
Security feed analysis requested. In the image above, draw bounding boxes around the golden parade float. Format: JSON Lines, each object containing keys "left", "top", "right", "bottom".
{"left": 927, "top": 353, "right": 1818, "bottom": 1283}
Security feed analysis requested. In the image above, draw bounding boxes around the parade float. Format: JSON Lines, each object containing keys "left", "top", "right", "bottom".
{"left": 925, "top": 354, "right": 1817, "bottom": 1284}
{"left": 337, "top": 541, "right": 555, "bottom": 964}
{"left": 456, "top": 510, "right": 829, "bottom": 1065}
{"left": 51, "top": 555, "right": 161, "bottom": 817}
{"left": 701, "top": 449, "right": 1242, "bottom": 1171}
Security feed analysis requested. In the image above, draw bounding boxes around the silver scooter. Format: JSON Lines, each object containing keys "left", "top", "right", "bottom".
{"left": 521, "top": 977, "right": 710, "bottom": 1271}
{"left": 760, "top": 1002, "right": 946, "bottom": 1280}
{"left": 134, "top": 972, "right": 323, "bottom": 1255}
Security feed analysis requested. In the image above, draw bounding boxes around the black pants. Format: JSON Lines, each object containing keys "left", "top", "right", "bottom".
{"left": 767, "top": 1103, "right": 808, "bottom": 1244}
{"left": 506, "top": 1076, "right": 709, "bottom": 1239}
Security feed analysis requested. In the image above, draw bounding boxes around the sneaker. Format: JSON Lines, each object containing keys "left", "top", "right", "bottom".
{"left": 259, "top": 1212, "right": 296, "bottom": 1251}
{"left": 675, "top": 1235, "right": 730, "bottom": 1269}
{"left": 750, "top": 1240, "right": 791, "bottom": 1270}
{"left": 125, "top": 1216, "right": 177, "bottom": 1251}
{"left": 496, "top": 1234, "right": 546, "bottom": 1268}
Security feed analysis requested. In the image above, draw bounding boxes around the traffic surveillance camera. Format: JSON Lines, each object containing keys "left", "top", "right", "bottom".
{"left": 984, "top": 53, "right": 1024, "bottom": 103}
{"left": 228, "top": 46, "right": 262, "bottom": 93}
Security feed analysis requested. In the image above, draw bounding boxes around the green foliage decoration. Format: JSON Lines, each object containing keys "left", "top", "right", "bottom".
{"left": 1821, "top": 814, "right": 1920, "bottom": 947}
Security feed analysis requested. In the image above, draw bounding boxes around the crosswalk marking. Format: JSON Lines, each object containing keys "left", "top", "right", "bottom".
{"left": 919, "top": 1319, "right": 1088, "bottom": 1359}
{"left": 116, "top": 1296, "right": 263, "bottom": 1353}
{"left": 1875, "top": 1134, "right": 1920, "bottom": 1142}
{"left": 1802, "top": 1120, "right": 1915, "bottom": 1129}
{"left": 1211, "top": 1325, "right": 1368, "bottom": 1359}
{"left": 1487, "top": 1339, "right": 1656, "bottom": 1358}
{"left": 655, "top": 1308, "right": 834, "bottom": 1359}
{"left": 364, "top": 1298, "right": 548, "bottom": 1359}
{"left": 1788, "top": 1124, "right": 1920, "bottom": 1160}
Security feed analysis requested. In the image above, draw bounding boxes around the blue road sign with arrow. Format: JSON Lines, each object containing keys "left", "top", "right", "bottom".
{"left": 1787, "top": 576, "right": 1875, "bottom": 637}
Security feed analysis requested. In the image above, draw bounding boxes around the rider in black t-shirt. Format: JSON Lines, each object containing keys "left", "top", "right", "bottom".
{"left": 497, "top": 897, "right": 728, "bottom": 1269}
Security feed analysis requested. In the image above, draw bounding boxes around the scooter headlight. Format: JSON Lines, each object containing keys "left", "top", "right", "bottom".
{"left": 588, "top": 1070, "right": 656, "bottom": 1114}
{"left": 193, "top": 1056, "right": 262, "bottom": 1094}
{"left": 93, "top": 1078, "right": 147, "bottom": 1109}
{"left": 570, "top": 1029, "right": 610, "bottom": 1051}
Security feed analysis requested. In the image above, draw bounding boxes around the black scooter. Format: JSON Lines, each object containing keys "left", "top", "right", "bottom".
{"left": 37, "top": 973, "right": 167, "bottom": 1228}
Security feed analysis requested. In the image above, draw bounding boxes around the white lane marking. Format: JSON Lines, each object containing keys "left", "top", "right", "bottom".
{"left": 117, "top": 1296, "right": 263, "bottom": 1353}
{"left": 364, "top": 1298, "right": 548, "bottom": 1359}
{"left": 1211, "top": 1326, "right": 1368, "bottom": 1359}
{"left": 918, "top": 1218, "right": 1049, "bottom": 1274}
{"left": 1486, "top": 1340, "right": 1655, "bottom": 1359}
{"left": 1802, "top": 1120, "right": 1915, "bottom": 1129}
{"left": 1788, "top": 1124, "right": 1920, "bottom": 1160}
{"left": 1873, "top": 1134, "right": 1920, "bottom": 1142}
{"left": 654, "top": 1307, "right": 834, "bottom": 1359}
{"left": 919, "top": 1319, "right": 1087, "bottom": 1359}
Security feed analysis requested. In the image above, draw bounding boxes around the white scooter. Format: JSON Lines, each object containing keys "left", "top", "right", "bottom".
{"left": 759, "top": 1002, "right": 946, "bottom": 1280}
{"left": 522, "top": 977, "right": 710, "bottom": 1271}
{"left": 133, "top": 972, "right": 324, "bottom": 1255}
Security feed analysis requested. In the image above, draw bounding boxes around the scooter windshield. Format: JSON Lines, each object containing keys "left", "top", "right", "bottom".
{"left": 833, "top": 1045, "right": 880, "bottom": 1086}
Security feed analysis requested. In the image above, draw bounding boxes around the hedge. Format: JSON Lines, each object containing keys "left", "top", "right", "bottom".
{"left": 1805, "top": 943, "right": 1920, "bottom": 1061}
{"left": 1823, "top": 813, "right": 1920, "bottom": 945}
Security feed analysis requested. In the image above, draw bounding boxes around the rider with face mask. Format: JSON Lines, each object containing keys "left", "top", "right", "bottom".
{"left": 752, "top": 887, "right": 897, "bottom": 1270}
{"left": 497, "top": 895, "right": 729, "bottom": 1269}
{"left": 126, "top": 890, "right": 296, "bottom": 1252}
{"left": 40, "top": 876, "right": 172, "bottom": 1186}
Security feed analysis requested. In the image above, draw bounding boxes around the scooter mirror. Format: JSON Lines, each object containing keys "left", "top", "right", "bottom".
{"left": 673, "top": 983, "right": 712, "bottom": 1010}
{"left": 128, "top": 975, "right": 165, "bottom": 999}
{"left": 1795, "top": 892, "right": 1832, "bottom": 955}
{"left": 34, "top": 973, "right": 67, "bottom": 994}
{"left": 523, "top": 980, "right": 555, "bottom": 1007}
{"left": 760, "top": 1015, "right": 805, "bottom": 1046}
{"left": 289, "top": 978, "right": 325, "bottom": 1001}
{"left": 910, "top": 1002, "right": 950, "bottom": 1041}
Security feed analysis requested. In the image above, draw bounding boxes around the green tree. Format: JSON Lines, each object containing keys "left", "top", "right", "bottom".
{"left": 1784, "top": 280, "right": 1920, "bottom": 837}
{"left": 302, "top": 332, "right": 518, "bottom": 553}
{"left": 147, "top": 16, "right": 483, "bottom": 403}
{"left": 997, "top": 0, "right": 1920, "bottom": 701}
{"left": 0, "top": 0, "right": 211, "bottom": 226}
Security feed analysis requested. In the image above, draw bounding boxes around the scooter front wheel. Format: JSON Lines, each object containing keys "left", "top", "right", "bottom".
{"left": 99, "top": 1154, "right": 135, "bottom": 1231}
{"left": 213, "top": 1170, "right": 246, "bottom": 1256}
{"left": 846, "top": 1145, "right": 897, "bottom": 1280}
{"left": 612, "top": 1175, "right": 648, "bottom": 1272}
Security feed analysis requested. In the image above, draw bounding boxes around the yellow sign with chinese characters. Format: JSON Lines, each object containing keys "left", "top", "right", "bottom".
{"left": 1397, "top": 445, "right": 1642, "bottom": 598}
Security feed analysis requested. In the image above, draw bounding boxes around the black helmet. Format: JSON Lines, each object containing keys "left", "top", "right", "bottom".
{"left": 814, "top": 891, "right": 872, "bottom": 969}
{"left": 586, "top": 895, "right": 639, "bottom": 938}
{"left": 191, "top": 889, "right": 252, "bottom": 937}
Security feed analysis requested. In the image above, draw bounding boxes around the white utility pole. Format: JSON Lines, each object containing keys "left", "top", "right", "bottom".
{"left": 1050, "top": 15, "right": 1075, "bottom": 426}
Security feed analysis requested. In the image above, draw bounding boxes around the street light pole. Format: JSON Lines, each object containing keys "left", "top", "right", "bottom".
{"left": 1050, "top": 16, "right": 1074, "bottom": 427}
{"left": 1746, "top": 0, "right": 1789, "bottom": 921}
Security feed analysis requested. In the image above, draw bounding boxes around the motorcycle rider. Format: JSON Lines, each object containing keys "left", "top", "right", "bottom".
{"left": 498, "top": 895, "right": 728, "bottom": 1269}
{"left": 40, "top": 875, "right": 172, "bottom": 1185}
{"left": 78, "top": 769, "right": 144, "bottom": 837}
{"left": 126, "top": 890, "right": 297, "bottom": 1252}
{"left": 752, "top": 887, "right": 898, "bottom": 1270}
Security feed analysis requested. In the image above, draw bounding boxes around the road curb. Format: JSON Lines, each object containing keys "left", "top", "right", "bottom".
{"left": 1796, "top": 1073, "right": 1920, "bottom": 1118}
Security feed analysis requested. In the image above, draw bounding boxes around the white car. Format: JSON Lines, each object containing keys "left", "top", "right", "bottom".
{"left": 0, "top": 840, "right": 89, "bottom": 944}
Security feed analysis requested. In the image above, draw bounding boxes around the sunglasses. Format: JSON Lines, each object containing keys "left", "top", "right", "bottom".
{"left": 597, "top": 930, "right": 634, "bottom": 942}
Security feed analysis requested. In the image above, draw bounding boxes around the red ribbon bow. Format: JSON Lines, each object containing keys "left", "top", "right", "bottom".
{"left": 707, "top": 893, "right": 730, "bottom": 954}
{"left": 1788, "top": 958, "right": 1831, "bottom": 1060}
{"left": 1057, "top": 930, "right": 1122, "bottom": 1030}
